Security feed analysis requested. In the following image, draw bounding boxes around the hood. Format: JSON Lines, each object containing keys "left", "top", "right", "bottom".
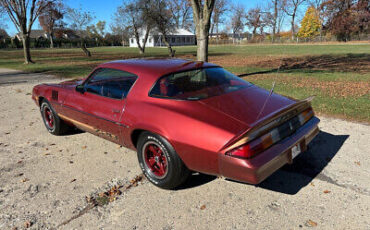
{"left": 198, "top": 85, "right": 295, "bottom": 127}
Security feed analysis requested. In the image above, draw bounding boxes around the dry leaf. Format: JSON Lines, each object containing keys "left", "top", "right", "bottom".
{"left": 310, "top": 182, "right": 315, "bottom": 186}
{"left": 99, "top": 192, "right": 106, "bottom": 197}
{"left": 70, "top": 179, "right": 76, "bottom": 183}
{"left": 45, "top": 148, "right": 49, "bottom": 151}
{"left": 323, "top": 190, "right": 331, "bottom": 194}
{"left": 24, "top": 221, "right": 32, "bottom": 228}
{"left": 21, "top": 178, "right": 29, "bottom": 183}
{"left": 17, "top": 160, "right": 23, "bottom": 164}
{"left": 82, "top": 146, "right": 87, "bottom": 149}
{"left": 307, "top": 219, "right": 317, "bottom": 227}
{"left": 44, "top": 153, "right": 50, "bottom": 156}
{"left": 200, "top": 205, "right": 206, "bottom": 210}
{"left": 69, "top": 161, "right": 74, "bottom": 164}
{"left": 355, "top": 161, "right": 361, "bottom": 166}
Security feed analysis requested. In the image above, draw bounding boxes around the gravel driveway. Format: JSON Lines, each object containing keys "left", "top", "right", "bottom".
{"left": 0, "top": 69, "right": 369, "bottom": 229}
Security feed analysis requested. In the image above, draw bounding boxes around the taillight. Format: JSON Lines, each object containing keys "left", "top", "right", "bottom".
{"left": 298, "top": 108, "right": 314, "bottom": 125}
{"left": 226, "top": 108, "right": 314, "bottom": 159}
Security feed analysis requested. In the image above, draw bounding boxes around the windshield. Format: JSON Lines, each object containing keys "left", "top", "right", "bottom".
{"left": 149, "top": 67, "right": 252, "bottom": 100}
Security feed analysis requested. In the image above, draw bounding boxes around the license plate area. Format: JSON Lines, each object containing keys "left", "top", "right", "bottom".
{"left": 288, "top": 140, "right": 306, "bottom": 164}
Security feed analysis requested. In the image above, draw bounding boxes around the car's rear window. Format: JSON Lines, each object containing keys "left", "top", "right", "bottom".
{"left": 149, "top": 67, "right": 252, "bottom": 100}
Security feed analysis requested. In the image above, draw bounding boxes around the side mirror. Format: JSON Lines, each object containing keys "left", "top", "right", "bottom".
{"left": 76, "top": 84, "right": 85, "bottom": 94}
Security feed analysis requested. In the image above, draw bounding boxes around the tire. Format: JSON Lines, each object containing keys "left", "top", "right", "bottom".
{"left": 137, "top": 132, "right": 190, "bottom": 189}
{"left": 40, "top": 100, "right": 68, "bottom": 135}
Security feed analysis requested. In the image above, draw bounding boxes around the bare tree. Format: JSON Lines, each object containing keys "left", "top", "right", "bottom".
{"left": 0, "top": 0, "right": 52, "bottom": 63}
{"left": 283, "top": 0, "right": 306, "bottom": 40}
{"left": 190, "top": 0, "right": 216, "bottom": 62}
{"left": 168, "top": 0, "right": 193, "bottom": 30}
{"left": 146, "top": 0, "right": 176, "bottom": 57}
{"left": 38, "top": 0, "right": 64, "bottom": 48}
{"left": 230, "top": 3, "right": 245, "bottom": 44}
{"left": 246, "top": 7, "right": 263, "bottom": 39}
{"left": 267, "top": 0, "right": 285, "bottom": 42}
{"left": 210, "top": 0, "right": 228, "bottom": 38}
{"left": 114, "top": 0, "right": 153, "bottom": 54}
{"left": 66, "top": 7, "right": 94, "bottom": 57}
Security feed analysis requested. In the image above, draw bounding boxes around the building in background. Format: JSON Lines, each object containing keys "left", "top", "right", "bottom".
{"left": 129, "top": 28, "right": 195, "bottom": 48}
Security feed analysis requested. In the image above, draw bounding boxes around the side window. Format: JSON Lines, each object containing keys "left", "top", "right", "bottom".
{"left": 84, "top": 68, "right": 137, "bottom": 99}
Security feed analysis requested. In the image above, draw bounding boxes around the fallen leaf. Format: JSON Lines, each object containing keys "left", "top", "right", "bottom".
{"left": 17, "top": 160, "right": 23, "bottom": 164}
{"left": 323, "top": 190, "right": 331, "bottom": 194}
{"left": 70, "top": 179, "right": 76, "bottom": 183}
{"left": 355, "top": 161, "right": 361, "bottom": 166}
{"left": 24, "top": 221, "right": 32, "bottom": 228}
{"left": 5, "top": 132, "right": 10, "bottom": 135}
{"left": 200, "top": 205, "right": 206, "bottom": 210}
{"left": 45, "top": 148, "right": 49, "bottom": 151}
{"left": 82, "top": 146, "right": 87, "bottom": 149}
{"left": 17, "top": 173, "right": 24, "bottom": 177}
{"left": 310, "top": 182, "right": 315, "bottom": 186}
{"left": 104, "top": 152, "right": 108, "bottom": 154}
{"left": 69, "top": 161, "right": 74, "bottom": 164}
{"left": 18, "top": 151, "right": 23, "bottom": 153}
{"left": 307, "top": 219, "right": 318, "bottom": 227}
{"left": 21, "top": 178, "right": 29, "bottom": 183}
{"left": 117, "top": 145, "right": 122, "bottom": 149}
{"left": 44, "top": 153, "right": 50, "bottom": 156}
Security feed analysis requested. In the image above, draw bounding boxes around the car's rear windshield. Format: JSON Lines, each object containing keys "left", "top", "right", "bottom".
{"left": 149, "top": 67, "right": 252, "bottom": 100}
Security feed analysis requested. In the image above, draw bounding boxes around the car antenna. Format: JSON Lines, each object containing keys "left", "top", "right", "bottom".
{"left": 255, "top": 56, "right": 284, "bottom": 121}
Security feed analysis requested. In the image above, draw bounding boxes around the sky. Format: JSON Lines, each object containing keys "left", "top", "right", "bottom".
{"left": 2, "top": 0, "right": 304, "bottom": 36}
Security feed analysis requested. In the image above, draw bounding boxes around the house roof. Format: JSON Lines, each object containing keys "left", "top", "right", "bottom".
{"left": 133, "top": 28, "right": 195, "bottom": 37}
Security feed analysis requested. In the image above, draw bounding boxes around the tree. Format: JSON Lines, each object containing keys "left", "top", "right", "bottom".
{"left": 66, "top": 7, "right": 94, "bottom": 56}
{"left": 210, "top": 0, "right": 228, "bottom": 38}
{"left": 114, "top": 0, "right": 153, "bottom": 54}
{"left": 190, "top": 0, "right": 216, "bottom": 62}
{"left": 168, "top": 0, "right": 193, "bottom": 30}
{"left": 38, "top": 0, "right": 64, "bottom": 48}
{"left": 246, "top": 7, "right": 263, "bottom": 39}
{"left": 267, "top": 0, "right": 285, "bottom": 42}
{"left": 0, "top": 0, "right": 52, "bottom": 63}
{"left": 146, "top": 0, "right": 176, "bottom": 57}
{"left": 230, "top": 3, "right": 245, "bottom": 44}
{"left": 0, "top": 28, "right": 9, "bottom": 39}
{"left": 283, "top": 0, "right": 307, "bottom": 40}
{"left": 297, "top": 6, "right": 321, "bottom": 38}
{"left": 321, "top": 0, "right": 366, "bottom": 41}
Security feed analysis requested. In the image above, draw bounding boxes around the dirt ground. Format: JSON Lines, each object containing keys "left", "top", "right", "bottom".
{"left": 0, "top": 69, "right": 369, "bottom": 230}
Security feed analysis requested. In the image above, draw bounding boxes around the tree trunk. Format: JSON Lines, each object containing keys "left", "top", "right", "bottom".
{"left": 80, "top": 40, "right": 91, "bottom": 57}
{"left": 163, "top": 37, "right": 175, "bottom": 57}
{"left": 196, "top": 24, "right": 209, "bottom": 62}
{"left": 272, "top": 0, "right": 278, "bottom": 43}
{"left": 49, "top": 32, "right": 54, "bottom": 48}
{"left": 291, "top": 13, "right": 296, "bottom": 40}
{"left": 21, "top": 34, "right": 33, "bottom": 64}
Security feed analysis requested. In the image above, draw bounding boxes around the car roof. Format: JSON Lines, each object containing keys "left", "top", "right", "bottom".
{"left": 98, "top": 58, "right": 219, "bottom": 80}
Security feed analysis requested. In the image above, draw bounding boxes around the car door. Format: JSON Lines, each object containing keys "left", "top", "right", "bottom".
{"left": 62, "top": 68, "right": 138, "bottom": 144}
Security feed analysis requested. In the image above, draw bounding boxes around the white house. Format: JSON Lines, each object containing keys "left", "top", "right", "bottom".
{"left": 129, "top": 28, "right": 195, "bottom": 47}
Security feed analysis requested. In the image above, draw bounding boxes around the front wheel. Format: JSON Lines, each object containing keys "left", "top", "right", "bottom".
{"left": 40, "top": 100, "right": 68, "bottom": 135}
{"left": 137, "top": 132, "right": 190, "bottom": 189}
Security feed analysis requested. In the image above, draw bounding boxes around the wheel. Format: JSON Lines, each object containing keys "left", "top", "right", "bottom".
{"left": 137, "top": 132, "right": 190, "bottom": 189}
{"left": 40, "top": 100, "right": 68, "bottom": 135}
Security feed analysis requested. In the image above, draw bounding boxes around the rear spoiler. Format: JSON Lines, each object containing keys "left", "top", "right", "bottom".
{"left": 221, "top": 96, "right": 315, "bottom": 153}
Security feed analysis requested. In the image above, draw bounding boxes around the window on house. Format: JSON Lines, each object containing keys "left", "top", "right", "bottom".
{"left": 171, "top": 37, "right": 175, "bottom": 43}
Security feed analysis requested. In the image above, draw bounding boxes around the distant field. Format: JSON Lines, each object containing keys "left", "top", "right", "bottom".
{"left": 0, "top": 44, "right": 369, "bottom": 122}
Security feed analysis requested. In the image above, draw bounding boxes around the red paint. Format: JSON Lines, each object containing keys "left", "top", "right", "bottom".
{"left": 32, "top": 58, "right": 320, "bottom": 184}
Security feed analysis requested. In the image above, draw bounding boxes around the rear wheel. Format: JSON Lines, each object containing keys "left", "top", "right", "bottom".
{"left": 40, "top": 100, "right": 68, "bottom": 135}
{"left": 137, "top": 132, "right": 190, "bottom": 189}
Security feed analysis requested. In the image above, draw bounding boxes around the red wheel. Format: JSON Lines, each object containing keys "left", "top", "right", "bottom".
{"left": 143, "top": 141, "right": 168, "bottom": 179}
{"left": 137, "top": 132, "right": 190, "bottom": 189}
{"left": 40, "top": 100, "right": 69, "bottom": 135}
{"left": 43, "top": 106, "right": 55, "bottom": 129}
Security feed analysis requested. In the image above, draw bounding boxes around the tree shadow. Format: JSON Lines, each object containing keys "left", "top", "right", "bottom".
{"left": 175, "top": 172, "right": 217, "bottom": 190}
{"left": 255, "top": 131, "right": 349, "bottom": 195}
{"left": 238, "top": 53, "right": 370, "bottom": 77}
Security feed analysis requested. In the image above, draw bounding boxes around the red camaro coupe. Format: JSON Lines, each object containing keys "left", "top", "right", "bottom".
{"left": 32, "top": 59, "right": 320, "bottom": 189}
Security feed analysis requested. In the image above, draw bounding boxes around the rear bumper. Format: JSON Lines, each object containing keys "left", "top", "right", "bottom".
{"left": 218, "top": 116, "right": 320, "bottom": 184}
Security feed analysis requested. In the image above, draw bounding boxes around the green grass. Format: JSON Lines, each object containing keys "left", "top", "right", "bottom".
{"left": 0, "top": 44, "right": 369, "bottom": 122}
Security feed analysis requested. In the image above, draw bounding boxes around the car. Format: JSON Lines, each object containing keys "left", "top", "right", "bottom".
{"left": 32, "top": 58, "right": 320, "bottom": 189}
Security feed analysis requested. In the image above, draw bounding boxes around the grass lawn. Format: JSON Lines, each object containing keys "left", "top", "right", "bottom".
{"left": 0, "top": 44, "right": 369, "bottom": 123}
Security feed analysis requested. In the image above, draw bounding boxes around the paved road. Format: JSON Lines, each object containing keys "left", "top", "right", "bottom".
{"left": 0, "top": 68, "right": 59, "bottom": 85}
{"left": 0, "top": 69, "right": 369, "bottom": 229}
